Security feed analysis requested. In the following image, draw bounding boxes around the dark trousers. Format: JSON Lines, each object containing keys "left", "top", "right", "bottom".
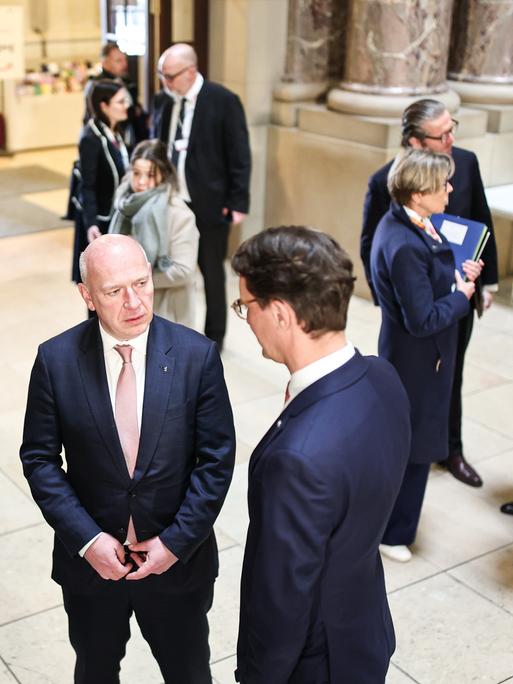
{"left": 195, "top": 218, "right": 231, "bottom": 348}
{"left": 448, "top": 309, "right": 474, "bottom": 455}
{"left": 382, "top": 462, "right": 430, "bottom": 546}
{"left": 62, "top": 580, "right": 214, "bottom": 684}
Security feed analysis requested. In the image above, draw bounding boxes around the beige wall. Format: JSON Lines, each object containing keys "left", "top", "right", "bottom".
{"left": 0, "top": 0, "right": 101, "bottom": 66}
{"left": 209, "top": 0, "right": 288, "bottom": 244}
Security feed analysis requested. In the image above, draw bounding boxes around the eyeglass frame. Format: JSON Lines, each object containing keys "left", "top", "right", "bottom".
{"left": 422, "top": 118, "right": 459, "bottom": 144}
{"left": 231, "top": 297, "right": 257, "bottom": 320}
{"left": 157, "top": 64, "right": 194, "bottom": 83}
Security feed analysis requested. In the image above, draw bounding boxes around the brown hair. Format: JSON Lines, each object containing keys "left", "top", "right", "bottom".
{"left": 232, "top": 226, "right": 355, "bottom": 336}
{"left": 129, "top": 139, "right": 178, "bottom": 195}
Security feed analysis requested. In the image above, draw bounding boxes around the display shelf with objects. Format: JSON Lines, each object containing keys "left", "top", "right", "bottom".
{"left": 2, "top": 62, "right": 97, "bottom": 153}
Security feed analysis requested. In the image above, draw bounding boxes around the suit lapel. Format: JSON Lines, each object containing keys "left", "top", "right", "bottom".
{"left": 134, "top": 318, "right": 176, "bottom": 483}
{"left": 188, "top": 81, "right": 208, "bottom": 153}
{"left": 250, "top": 352, "right": 370, "bottom": 474}
{"left": 77, "top": 322, "right": 130, "bottom": 483}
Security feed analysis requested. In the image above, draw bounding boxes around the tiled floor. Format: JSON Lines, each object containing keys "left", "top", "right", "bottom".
{"left": 1, "top": 148, "right": 513, "bottom": 683}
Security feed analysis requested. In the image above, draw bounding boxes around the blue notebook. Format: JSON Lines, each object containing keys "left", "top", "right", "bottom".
{"left": 430, "top": 213, "right": 490, "bottom": 277}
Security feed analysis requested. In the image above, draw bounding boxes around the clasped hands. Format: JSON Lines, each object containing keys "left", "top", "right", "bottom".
{"left": 84, "top": 531, "right": 178, "bottom": 581}
{"left": 454, "top": 258, "right": 484, "bottom": 300}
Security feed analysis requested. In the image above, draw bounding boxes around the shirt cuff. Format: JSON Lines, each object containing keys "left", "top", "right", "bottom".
{"left": 483, "top": 284, "right": 499, "bottom": 293}
{"left": 79, "top": 532, "right": 102, "bottom": 557}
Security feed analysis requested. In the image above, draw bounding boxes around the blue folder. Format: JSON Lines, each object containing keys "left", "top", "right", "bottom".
{"left": 430, "top": 213, "right": 490, "bottom": 277}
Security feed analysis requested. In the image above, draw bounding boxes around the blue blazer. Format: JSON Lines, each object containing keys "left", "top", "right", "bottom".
{"left": 361, "top": 146, "right": 498, "bottom": 302}
{"left": 370, "top": 204, "right": 470, "bottom": 463}
{"left": 20, "top": 315, "right": 235, "bottom": 594}
{"left": 236, "top": 352, "right": 411, "bottom": 684}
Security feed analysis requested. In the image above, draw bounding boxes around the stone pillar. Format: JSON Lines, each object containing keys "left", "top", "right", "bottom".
{"left": 448, "top": 0, "right": 513, "bottom": 105}
{"left": 273, "top": 0, "right": 347, "bottom": 104}
{"left": 328, "top": 0, "right": 460, "bottom": 117}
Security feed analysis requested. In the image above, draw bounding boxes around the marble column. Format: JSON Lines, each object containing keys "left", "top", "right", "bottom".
{"left": 448, "top": 0, "right": 513, "bottom": 105}
{"left": 328, "top": 0, "right": 460, "bottom": 117}
{"left": 273, "top": 0, "right": 347, "bottom": 103}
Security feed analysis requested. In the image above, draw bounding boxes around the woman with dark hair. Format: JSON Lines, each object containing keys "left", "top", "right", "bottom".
{"left": 71, "top": 79, "right": 129, "bottom": 282}
{"left": 370, "top": 148, "right": 483, "bottom": 563}
{"left": 109, "top": 139, "right": 199, "bottom": 327}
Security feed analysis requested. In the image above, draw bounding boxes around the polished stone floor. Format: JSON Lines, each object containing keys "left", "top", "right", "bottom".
{"left": 1, "top": 148, "right": 513, "bottom": 683}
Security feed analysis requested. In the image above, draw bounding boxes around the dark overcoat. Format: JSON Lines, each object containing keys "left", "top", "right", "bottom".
{"left": 370, "top": 203, "right": 470, "bottom": 463}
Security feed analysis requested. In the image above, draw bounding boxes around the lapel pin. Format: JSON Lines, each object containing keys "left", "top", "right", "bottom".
{"left": 160, "top": 365, "right": 168, "bottom": 373}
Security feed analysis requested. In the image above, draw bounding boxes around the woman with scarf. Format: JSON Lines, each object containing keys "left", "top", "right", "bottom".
{"left": 109, "top": 139, "right": 199, "bottom": 328}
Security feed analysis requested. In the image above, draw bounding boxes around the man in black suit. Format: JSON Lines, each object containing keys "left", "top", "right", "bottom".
{"left": 20, "top": 234, "right": 235, "bottom": 683}
{"left": 360, "top": 98, "right": 499, "bottom": 489}
{"left": 153, "top": 43, "right": 251, "bottom": 351}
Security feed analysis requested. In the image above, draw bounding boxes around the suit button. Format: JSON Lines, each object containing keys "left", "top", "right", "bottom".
{"left": 118, "top": 527, "right": 126, "bottom": 535}
{"left": 130, "top": 492, "right": 136, "bottom": 498}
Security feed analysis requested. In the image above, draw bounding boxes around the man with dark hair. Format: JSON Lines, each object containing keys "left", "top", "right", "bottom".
{"left": 153, "top": 43, "right": 251, "bottom": 351}
{"left": 360, "top": 98, "right": 498, "bottom": 489}
{"left": 20, "top": 234, "right": 235, "bottom": 683}
{"left": 84, "top": 42, "right": 148, "bottom": 148}
{"left": 232, "top": 226, "right": 411, "bottom": 684}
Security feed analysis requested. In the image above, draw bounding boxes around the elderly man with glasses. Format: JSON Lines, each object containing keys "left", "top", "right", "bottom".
{"left": 152, "top": 43, "right": 251, "bottom": 353}
{"left": 360, "top": 98, "right": 498, "bottom": 494}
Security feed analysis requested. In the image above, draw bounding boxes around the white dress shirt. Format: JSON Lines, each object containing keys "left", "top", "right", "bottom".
{"left": 79, "top": 323, "right": 149, "bottom": 556}
{"left": 284, "top": 342, "right": 356, "bottom": 410}
{"left": 168, "top": 73, "right": 204, "bottom": 202}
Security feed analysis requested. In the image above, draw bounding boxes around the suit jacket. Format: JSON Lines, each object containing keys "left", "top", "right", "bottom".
{"left": 361, "top": 146, "right": 499, "bottom": 303}
{"left": 20, "top": 315, "right": 235, "bottom": 594}
{"left": 370, "top": 204, "right": 470, "bottom": 463}
{"left": 152, "top": 80, "right": 251, "bottom": 226}
{"left": 79, "top": 119, "right": 127, "bottom": 231}
{"left": 236, "top": 352, "right": 411, "bottom": 684}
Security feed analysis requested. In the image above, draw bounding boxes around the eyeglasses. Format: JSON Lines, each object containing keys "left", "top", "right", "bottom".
{"left": 158, "top": 64, "right": 193, "bottom": 83}
{"left": 231, "top": 297, "right": 257, "bottom": 320}
{"left": 423, "top": 119, "right": 459, "bottom": 144}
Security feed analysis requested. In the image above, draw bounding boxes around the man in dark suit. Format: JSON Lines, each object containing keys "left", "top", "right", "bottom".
{"left": 153, "top": 43, "right": 251, "bottom": 351}
{"left": 360, "top": 98, "right": 499, "bottom": 489}
{"left": 231, "top": 227, "right": 411, "bottom": 684}
{"left": 20, "top": 234, "right": 235, "bottom": 684}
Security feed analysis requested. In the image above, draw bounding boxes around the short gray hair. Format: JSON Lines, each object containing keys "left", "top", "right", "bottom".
{"left": 387, "top": 148, "right": 455, "bottom": 205}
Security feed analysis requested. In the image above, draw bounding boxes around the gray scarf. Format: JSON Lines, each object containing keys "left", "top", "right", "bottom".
{"left": 110, "top": 181, "right": 172, "bottom": 271}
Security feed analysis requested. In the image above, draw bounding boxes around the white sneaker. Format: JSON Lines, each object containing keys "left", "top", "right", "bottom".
{"left": 379, "top": 544, "right": 412, "bottom": 563}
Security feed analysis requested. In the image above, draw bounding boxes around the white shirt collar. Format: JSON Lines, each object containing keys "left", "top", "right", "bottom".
{"left": 99, "top": 321, "right": 149, "bottom": 356}
{"left": 285, "top": 342, "right": 356, "bottom": 407}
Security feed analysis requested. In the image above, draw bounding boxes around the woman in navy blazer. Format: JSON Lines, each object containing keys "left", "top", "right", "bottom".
{"left": 370, "top": 148, "right": 482, "bottom": 563}
{"left": 72, "top": 80, "right": 130, "bottom": 282}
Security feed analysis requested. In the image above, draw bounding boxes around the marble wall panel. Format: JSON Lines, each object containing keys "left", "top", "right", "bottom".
{"left": 283, "top": 0, "right": 348, "bottom": 84}
{"left": 342, "top": 0, "right": 455, "bottom": 94}
{"left": 449, "top": 0, "right": 513, "bottom": 84}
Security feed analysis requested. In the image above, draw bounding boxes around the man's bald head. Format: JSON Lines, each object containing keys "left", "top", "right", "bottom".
{"left": 79, "top": 234, "right": 148, "bottom": 285}
{"left": 158, "top": 44, "right": 198, "bottom": 96}
{"left": 78, "top": 235, "right": 154, "bottom": 340}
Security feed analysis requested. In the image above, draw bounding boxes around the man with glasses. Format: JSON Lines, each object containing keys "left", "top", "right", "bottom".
{"left": 360, "top": 98, "right": 498, "bottom": 490}
{"left": 152, "top": 43, "right": 251, "bottom": 352}
{"left": 231, "top": 226, "right": 411, "bottom": 683}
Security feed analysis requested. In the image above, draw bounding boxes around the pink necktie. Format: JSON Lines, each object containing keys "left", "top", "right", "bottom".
{"left": 114, "top": 344, "right": 139, "bottom": 544}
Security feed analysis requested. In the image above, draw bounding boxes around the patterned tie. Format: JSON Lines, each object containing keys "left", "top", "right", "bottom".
{"left": 171, "top": 97, "right": 186, "bottom": 168}
{"left": 114, "top": 344, "right": 139, "bottom": 544}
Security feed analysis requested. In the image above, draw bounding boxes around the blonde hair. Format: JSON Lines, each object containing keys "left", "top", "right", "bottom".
{"left": 387, "top": 148, "right": 455, "bottom": 206}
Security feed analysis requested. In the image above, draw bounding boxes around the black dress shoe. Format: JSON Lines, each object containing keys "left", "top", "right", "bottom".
{"left": 501, "top": 502, "right": 513, "bottom": 515}
{"left": 439, "top": 453, "right": 483, "bottom": 487}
